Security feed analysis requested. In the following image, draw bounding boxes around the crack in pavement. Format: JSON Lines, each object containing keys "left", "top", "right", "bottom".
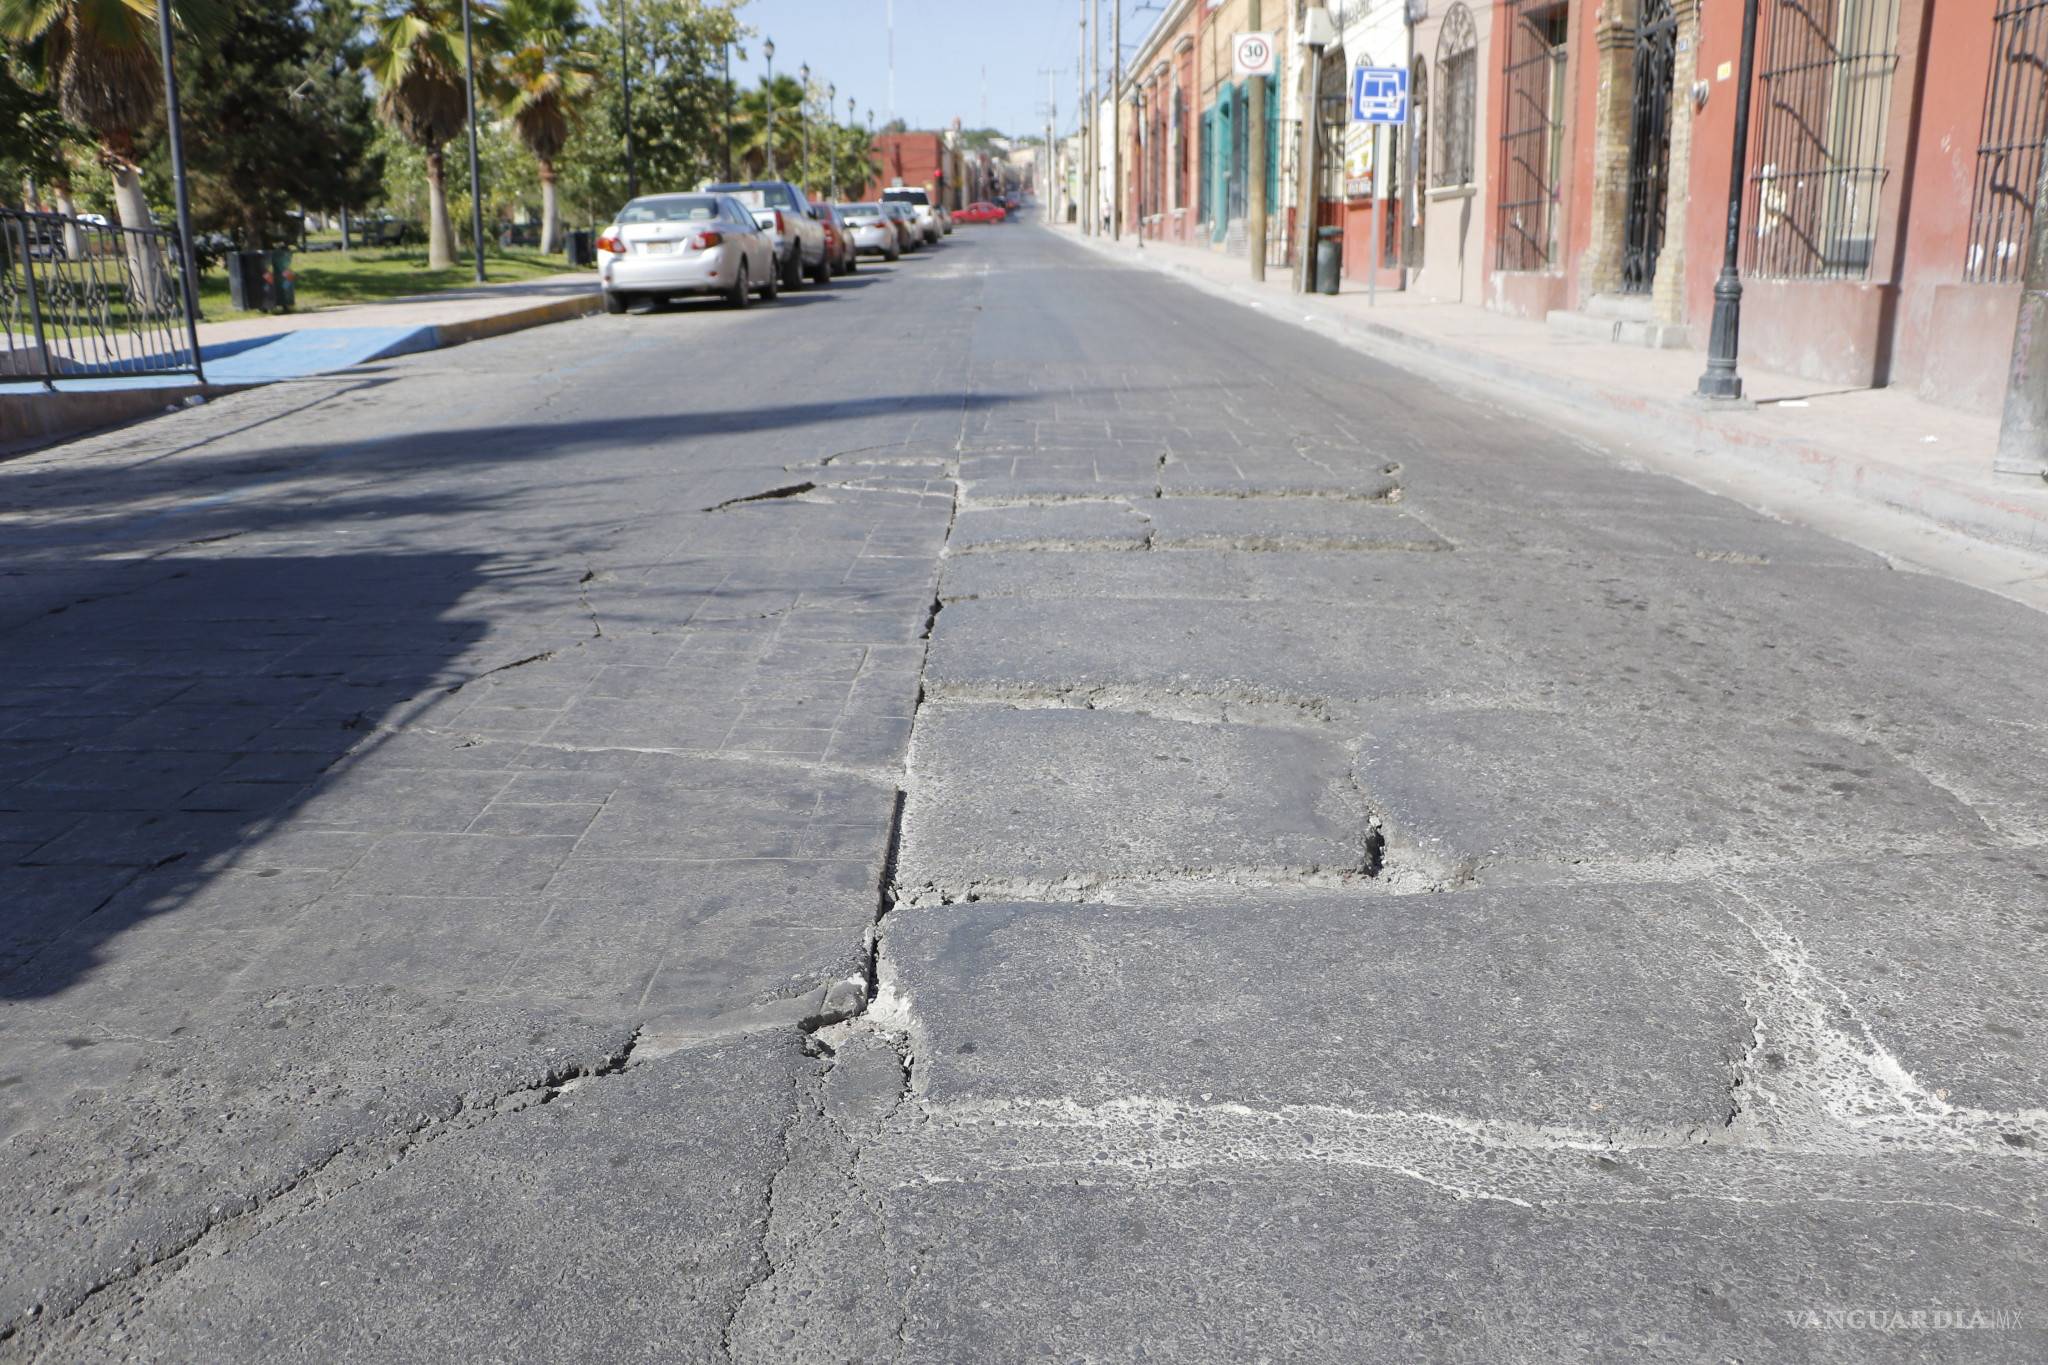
{"left": 16, "top": 1030, "right": 646, "bottom": 1356}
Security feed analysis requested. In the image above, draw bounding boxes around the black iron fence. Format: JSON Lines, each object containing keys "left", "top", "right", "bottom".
{"left": 1, "top": 207, "right": 204, "bottom": 388}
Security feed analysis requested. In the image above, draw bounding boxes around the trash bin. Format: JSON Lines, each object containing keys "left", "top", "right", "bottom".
{"left": 267, "top": 250, "right": 295, "bottom": 312}
{"left": 566, "top": 229, "right": 595, "bottom": 267}
{"left": 226, "top": 251, "right": 269, "bottom": 311}
{"left": 1315, "top": 227, "right": 1343, "bottom": 296}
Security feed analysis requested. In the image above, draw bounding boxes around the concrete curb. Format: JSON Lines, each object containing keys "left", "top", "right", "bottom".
{"left": 1062, "top": 228, "right": 2048, "bottom": 556}
{"left": 1, "top": 289, "right": 602, "bottom": 452}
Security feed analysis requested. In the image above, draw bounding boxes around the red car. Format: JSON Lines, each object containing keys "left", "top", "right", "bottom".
{"left": 957, "top": 201, "right": 1008, "bottom": 224}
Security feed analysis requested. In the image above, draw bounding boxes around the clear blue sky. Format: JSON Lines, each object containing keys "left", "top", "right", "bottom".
{"left": 722, "top": 0, "right": 1159, "bottom": 139}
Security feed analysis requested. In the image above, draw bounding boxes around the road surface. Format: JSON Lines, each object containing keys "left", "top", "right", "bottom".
{"left": 2, "top": 224, "right": 2044, "bottom": 1361}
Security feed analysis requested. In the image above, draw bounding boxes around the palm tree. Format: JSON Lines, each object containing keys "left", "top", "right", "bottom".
{"left": 728, "top": 75, "right": 804, "bottom": 181}
{"left": 364, "top": 0, "right": 478, "bottom": 269}
{"left": 497, "top": 0, "right": 593, "bottom": 253}
{"left": 0, "top": 0, "right": 218, "bottom": 296}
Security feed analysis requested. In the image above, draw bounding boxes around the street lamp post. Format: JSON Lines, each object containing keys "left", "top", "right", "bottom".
{"left": 1697, "top": 0, "right": 1762, "bottom": 400}
{"left": 618, "top": 0, "right": 637, "bottom": 198}
{"left": 459, "top": 0, "right": 487, "bottom": 284}
{"left": 1132, "top": 84, "right": 1144, "bottom": 252}
{"left": 152, "top": 0, "right": 203, "bottom": 382}
{"left": 722, "top": 38, "right": 733, "bottom": 181}
{"left": 765, "top": 39, "right": 778, "bottom": 177}
{"left": 827, "top": 83, "right": 837, "bottom": 198}
{"left": 801, "top": 63, "right": 812, "bottom": 193}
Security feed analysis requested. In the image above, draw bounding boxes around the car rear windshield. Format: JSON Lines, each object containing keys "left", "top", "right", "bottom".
{"left": 882, "top": 189, "right": 930, "bottom": 205}
{"left": 713, "top": 185, "right": 798, "bottom": 210}
{"left": 616, "top": 195, "right": 723, "bottom": 223}
{"left": 839, "top": 205, "right": 880, "bottom": 218}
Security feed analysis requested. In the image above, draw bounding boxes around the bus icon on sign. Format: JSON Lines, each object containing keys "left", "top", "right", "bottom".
{"left": 1350, "top": 65, "right": 1409, "bottom": 124}
{"left": 1232, "top": 32, "right": 1276, "bottom": 79}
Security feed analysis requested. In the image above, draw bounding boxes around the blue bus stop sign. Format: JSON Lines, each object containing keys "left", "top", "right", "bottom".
{"left": 1350, "top": 65, "right": 1409, "bottom": 124}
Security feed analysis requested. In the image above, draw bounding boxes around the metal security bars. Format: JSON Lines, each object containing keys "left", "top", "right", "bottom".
{"left": 1965, "top": 0, "right": 2048, "bottom": 284}
{"left": 1743, "top": 0, "right": 1901, "bottom": 281}
{"left": 1, "top": 208, "right": 203, "bottom": 386}
{"left": 1497, "top": 1, "right": 1569, "bottom": 271}
{"left": 1621, "top": 0, "right": 1680, "bottom": 292}
{"left": 1435, "top": 4, "right": 1478, "bottom": 189}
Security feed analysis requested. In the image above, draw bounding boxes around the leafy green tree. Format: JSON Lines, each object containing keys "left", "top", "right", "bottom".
{"left": 573, "top": 0, "right": 738, "bottom": 217}
{"left": 727, "top": 72, "right": 803, "bottom": 181}
{"left": 0, "top": 47, "right": 78, "bottom": 202}
{"left": 364, "top": 0, "right": 476, "bottom": 267}
{"left": 497, "top": 0, "right": 594, "bottom": 252}
{"left": 299, "top": 0, "right": 385, "bottom": 227}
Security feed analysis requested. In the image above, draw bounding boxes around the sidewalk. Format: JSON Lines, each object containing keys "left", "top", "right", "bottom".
{"left": 3, "top": 272, "right": 600, "bottom": 448}
{"left": 1062, "top": 224, "right": 2048, "bottom": 557}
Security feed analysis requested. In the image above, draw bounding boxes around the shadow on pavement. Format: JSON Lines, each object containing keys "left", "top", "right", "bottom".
{"left": 0, "top": 552, "right": 490, "bottom": 1002}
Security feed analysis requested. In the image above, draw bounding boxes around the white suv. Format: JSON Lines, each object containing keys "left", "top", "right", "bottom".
{"left": 881, "top": 187, "right": 944, "bottom": 244}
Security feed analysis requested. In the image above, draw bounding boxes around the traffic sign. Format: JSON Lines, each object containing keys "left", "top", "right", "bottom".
{"left": 1232, "top": 32, "right": 1276, "bottom": 80}
{"left": 1349, "top": 65, "right": 1409, "bottom": 124}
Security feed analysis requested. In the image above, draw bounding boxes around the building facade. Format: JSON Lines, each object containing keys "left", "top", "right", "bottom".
{"left": 861, "top": 132, "right": 966, "bottom": 210}
{"left": 1106, "top": 1, "right": 2041, "bottom": 417}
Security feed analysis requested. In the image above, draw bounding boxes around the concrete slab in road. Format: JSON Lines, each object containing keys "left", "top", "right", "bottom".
{"left": 896, "top": 704, "right": 1374, "bottom": 903}
{"left": 879, "top": 884, "right": 1755, "bottom": 1135}
{"left": 1356, "top": 706, "right": 1996, "bottom": 885}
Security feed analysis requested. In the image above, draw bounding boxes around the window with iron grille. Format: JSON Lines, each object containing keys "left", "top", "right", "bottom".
{"left": 1435, "top": 4, "right": 1478, "bottom": 188}
{"left": 1965, "top": 0, "right": 2048, "bottom": 283}
{"left": 1496, "top": 1, "right": 1568, "bottom": 271}
{"left": 1744, "top": 0, "right": 1900, "bottom": 280}
{"left": 1173, "top": 86, "right": 1188, "bottom": 211}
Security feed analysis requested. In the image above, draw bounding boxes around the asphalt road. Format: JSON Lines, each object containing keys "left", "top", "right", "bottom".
{"left": 3, "top": 222, "right": 2046, "bottom": 1362}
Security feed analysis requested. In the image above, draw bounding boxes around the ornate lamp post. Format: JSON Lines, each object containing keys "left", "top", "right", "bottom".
{"left": 1697, "top": 0, "right": 1762, "bottom": 400}
{"left": 764, "top": 38, "right": 778, "bottom": 176}
{"left": 618, "top": 0, "right": 637, "bottom": 198}
{"left": 800, "top": 63, "right": 812, "bottom": 192}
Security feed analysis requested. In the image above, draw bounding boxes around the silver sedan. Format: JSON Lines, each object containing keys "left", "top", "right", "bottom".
{"left": 597, "top": 193, "right": 778, "bottom": 312}
{"left": 837, "top": 204, "right": 902, "bottom": 260}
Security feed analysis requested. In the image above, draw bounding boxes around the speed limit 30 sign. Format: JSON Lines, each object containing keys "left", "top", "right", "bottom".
{"left": 1232, "top": 32, "right": 1276, "bottom": 79}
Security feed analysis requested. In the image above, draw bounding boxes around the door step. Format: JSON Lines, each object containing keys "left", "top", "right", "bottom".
{"left": 1547, "top": 294, "right": 1690, "bottom": 350}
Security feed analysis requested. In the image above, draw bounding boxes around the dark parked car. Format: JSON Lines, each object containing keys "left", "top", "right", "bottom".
{"left": 814, "top": 203, "right": 859, "bottom": 276}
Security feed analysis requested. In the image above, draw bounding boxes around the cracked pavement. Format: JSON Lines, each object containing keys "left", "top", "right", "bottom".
{"left": 3, "top": 229, "right": 2046, "bottom": 1361}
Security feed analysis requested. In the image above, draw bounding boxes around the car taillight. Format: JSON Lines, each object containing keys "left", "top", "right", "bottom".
{"left": 688, "top": 231, "right": 724, "bottom": 249}
{"left": 773, "top": 210, "right": 786, "bottom": 234}
{"left": 596, "top": 232, "right": 625, "bottom": 254}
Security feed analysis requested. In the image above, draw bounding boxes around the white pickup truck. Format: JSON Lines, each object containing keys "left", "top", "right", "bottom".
{"left": 703, "top": 180, "right": 832, "bottom": 289}
{"left": 881, "top": 187, "right": 947, "bottom": 243}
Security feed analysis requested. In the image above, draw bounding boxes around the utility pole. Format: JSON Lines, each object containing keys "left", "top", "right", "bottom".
{"left": 1081, "top": 8, "right": 1097, "bottom": 227}
{"left": 1295, "top": 19, "right": 1328, "bottom": 293}
{"left": 1996, "top": 152, "right": 2048, "bottom": 480}
{"left": 1088, "top": 0, "right": 1099, "bottom": 235}
{"left": 1247, "top": 0, "right": 1267, "bottom": 281}
{"left": 1111, "top": 0, "right": 1121, "bottom": 241}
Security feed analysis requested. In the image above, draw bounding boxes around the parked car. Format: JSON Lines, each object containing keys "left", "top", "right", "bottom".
{"left": 596, "top": 192, "right": 778, "bottom": 312}
{"left": 811, "top": 202, "right": 859, "bottom": 275}
{"left": 701, "top": 179, "right": 831, "bottom": 289}
{"left": 956, "top": 201, "right": 1007, "bottom": 224}
{"left": 880, "top": 201, "right": 923, "bottom": 251}
{"left": 881, "top": 187, "right": 943, "bottom": 245}
{"left": 838, "top": 204, "right": 901, "bottom": 261}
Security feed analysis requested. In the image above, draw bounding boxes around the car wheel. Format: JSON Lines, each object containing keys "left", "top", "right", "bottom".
{"left": 810, "top": 251, "right": 832, "bottom": 286}
{"left": 782, "top": 249, "right": 803, "bottom": 291}
{"left": 845, "top": 254, "right": 857, "bottom": 274}
{"left": 759, "top": 254, "right": 779, "bottom": 300}
{"left": 727, "top": 260, "right": 751, "bottom": 309}
{"left": 603, "top": 290, "right": 629, "bottom": 315}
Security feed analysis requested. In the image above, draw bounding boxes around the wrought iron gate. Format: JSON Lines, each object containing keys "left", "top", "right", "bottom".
{"left": 1621, "top": 0, "right": 1678, "bottom": 292}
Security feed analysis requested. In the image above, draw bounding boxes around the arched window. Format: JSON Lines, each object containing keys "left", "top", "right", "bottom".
{"left": 1435, "top": 3, "right": 1478, "bottom": 189}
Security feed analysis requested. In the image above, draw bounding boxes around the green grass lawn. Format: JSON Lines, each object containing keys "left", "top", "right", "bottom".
{"left": 196, "top": 246, "right": 585, "bottom": 322}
